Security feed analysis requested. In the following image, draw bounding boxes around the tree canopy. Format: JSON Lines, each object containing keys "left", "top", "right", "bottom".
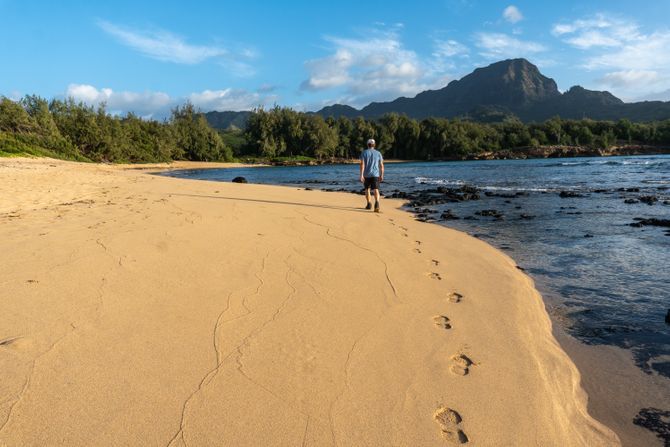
{"left": 2, "top": 96, "right": 669, "bottom": 163}
{"left": 0, "top": 96, "right": 232, "bottom": 162}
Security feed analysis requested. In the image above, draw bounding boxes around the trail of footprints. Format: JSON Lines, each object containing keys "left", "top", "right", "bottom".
{"left": 431, "top": 290, "right": 473, "bottom": 443}
{"left": 390, "top": 219, "right": 472, "bottom": 443}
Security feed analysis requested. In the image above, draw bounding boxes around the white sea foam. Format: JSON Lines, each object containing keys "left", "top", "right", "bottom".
{"left": 414, "top": 177, "right": 465, "bottom": 186}
{"left": 482, "top": 186, "right": 552, "bottom": 192}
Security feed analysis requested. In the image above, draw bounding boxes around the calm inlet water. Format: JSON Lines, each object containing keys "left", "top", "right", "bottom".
{"left": 163, "top": 156, "right": 670, "bottom": 378}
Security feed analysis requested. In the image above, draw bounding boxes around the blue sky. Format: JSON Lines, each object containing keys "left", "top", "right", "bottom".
{"left": 2, "top": 0, "right": 670, "bottom": 117}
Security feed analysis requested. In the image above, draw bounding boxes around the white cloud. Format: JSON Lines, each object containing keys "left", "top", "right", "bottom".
{"left": 98, "top": 20, "right": 256, "bottom": 76}
{"left": 503, "top": 6, "right": 523, "bottom": 24}
{"left": 433, "top": 39, "right": 469, "bottom": 58}
{"left": 551, "top": 14, "right": 640, "bottom": 49}
{"left": 585, "top": 31, "right": 670, "bottom": 70}
{"left": 298, "top": 27, "right": 481, "bottom": 107}
{"left": 301, "top": 49, "right": 354, "bottom": 90}
{"left": 66, "top": 84, "right": 171, "bottom": 117}
{"left": 475, "top": 32, "right": 545, "bottom": 59}
{"left": 188, "top": 88, "right": 276, "bottom": 111}
{"left": 598, "top": 70, "right": 661, "bottom": 88}
{"left": 564, "top": 30, "right": 621, "bottom": 49}
{"left": 300, "top": 28, "right": 447, "bottom": 106}
{"left": 553, "top": 14, "right": 670, "bottom": 99}
{"left": 587, "top": 31, "right": 670, "bottom": 99}
{"left": 65, "top": 84, "right": 274, "bottom": 118}
{"left": 635, "top": 88, "right": 670, "bottom": 102}
{"left": 98, "top": 21, "right": 227, "bottom": 64}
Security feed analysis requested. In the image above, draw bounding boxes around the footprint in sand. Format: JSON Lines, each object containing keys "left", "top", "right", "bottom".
{"left": 433, "top": 407, "right": 468, "bottom": 444}
{"left": 448, "top": 292, "right": 463, "bottom": 303}
{"left": 450, "top": 354, "right": 474, "bottom": 376}
{"left": 433, "top": 315, "right": 452, "bottom": 330}
{"left": 432, "top": 259, "right": 440, "bottom": 266}
{"left": 415, "top": 240, "right": 422, "bottom": 245}
{"left": 414, "top": 248, "right": 422, "bottom": 254}
{"left": 429, "top": 272, "right": 442, "bottom": 280}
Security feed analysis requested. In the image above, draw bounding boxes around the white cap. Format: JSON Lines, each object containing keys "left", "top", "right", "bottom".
{"left": 367, "top": 138, "right": 375, "bottom": 146}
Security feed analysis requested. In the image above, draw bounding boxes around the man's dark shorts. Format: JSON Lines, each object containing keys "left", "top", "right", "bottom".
{"left": 364, "top": 177, "right": 380, "bottom": 190}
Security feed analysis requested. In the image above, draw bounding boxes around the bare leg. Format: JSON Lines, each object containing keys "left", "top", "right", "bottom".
{"left": 373, "top": 189, "right": 380, "bottom": 212}
{"left": 365, "top": 188, "right": 371, "bottom": 205}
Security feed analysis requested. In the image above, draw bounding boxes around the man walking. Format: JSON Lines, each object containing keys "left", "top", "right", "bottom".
{"left": 359, "top": 138, "right": 384, "bottom": 212}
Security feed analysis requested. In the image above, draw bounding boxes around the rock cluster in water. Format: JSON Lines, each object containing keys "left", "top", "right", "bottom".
{"left": 630, "top": 218, "right": 670, "bottom": 228}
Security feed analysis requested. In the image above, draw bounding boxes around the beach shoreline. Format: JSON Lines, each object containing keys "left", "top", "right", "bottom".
{"left": 0, "top": 157, "right": 620, "bottom": 445}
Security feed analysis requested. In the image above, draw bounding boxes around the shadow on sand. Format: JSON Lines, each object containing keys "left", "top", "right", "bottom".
{"left": 169, "top": 193, "right": 372, "bottom": 213}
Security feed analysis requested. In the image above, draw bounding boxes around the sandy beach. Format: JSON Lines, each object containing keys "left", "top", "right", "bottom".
{"left": 0, "top": 157, "right": 620, "bottom": 446}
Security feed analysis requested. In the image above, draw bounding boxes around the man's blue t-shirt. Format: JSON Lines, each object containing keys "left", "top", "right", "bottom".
{"left": 360, "top": 149, "right": 383, "bottom": 178}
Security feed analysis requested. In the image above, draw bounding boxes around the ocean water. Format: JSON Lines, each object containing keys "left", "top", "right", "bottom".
{"left": 162, "top": 156, "right": 670, "bottom": 378}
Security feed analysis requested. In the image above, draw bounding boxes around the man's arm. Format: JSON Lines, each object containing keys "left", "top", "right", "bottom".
{"left": 380, "top": 159, "right": 384, "bottom": 182}
{"left": 359, "top": 159, "right": 365, "bottom": 183}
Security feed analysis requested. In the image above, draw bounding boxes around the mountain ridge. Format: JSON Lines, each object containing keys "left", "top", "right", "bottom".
{"left": 204, "top": 58, "right": 670, "bottom": 129}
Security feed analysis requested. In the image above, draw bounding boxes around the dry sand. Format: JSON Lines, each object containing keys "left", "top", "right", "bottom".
{"left": 0, "top": 157, "right": 620, "bottom": 446}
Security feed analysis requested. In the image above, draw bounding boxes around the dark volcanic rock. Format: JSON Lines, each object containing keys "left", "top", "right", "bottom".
{"left": 441, "top": 210, "right": 460, "bottom": 220}
{"left": 476, "top": 209, "right": 504, "bottom": 219}
{"left": 630, "top": 218, "right": 670, "bottom": 228}
{"left": 666, "top": 309, "right": 670, "bottom": 325}
{"left": 624, "top": 198, "right": 639, "bottom": 204}
{"left": 485, "top": 191, "right": 525, "bottom": 198}
{"left": 460, "top": 185, "right": 479, "bottom": 194}
{"left": 389, "top": 190, "right": 409, "bottom": 199}
{"left": 559, "top": 190, "right": 584, "bottom": 198}
{"left": 633, "top": 407, "right": 670, "bottom": 444}
{"left": 519, "top": 214, "right": 536, "bottom": 220}
{"left": 400, "top": 185, "right": 482, "bottom": 208}
{"left": 232, "top": 176, "right": 248, "bottom": 183}
{"left": 639, "top": 195, "right": 658, "bottom": 205}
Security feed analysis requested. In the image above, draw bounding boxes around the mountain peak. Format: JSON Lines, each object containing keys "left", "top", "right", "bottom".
{"left": 309, "top": 58, "right": 670, "bottom": 123}
{"left": 460, "top": 58, "right": 560, "bottom": 106}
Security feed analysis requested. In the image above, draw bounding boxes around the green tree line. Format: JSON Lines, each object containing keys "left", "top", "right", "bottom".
{"left": 3, "top": 96, "right": 670, "bottom": 163}
{"left": 241, "top": 107, "right": 670, "bottom": 160}
{"left": 0, "top": 96, "right": 232, "bottom": 162}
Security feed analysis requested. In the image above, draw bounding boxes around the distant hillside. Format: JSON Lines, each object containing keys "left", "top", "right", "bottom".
{"left": 316, "top": 104, "right": 360, "bottom": 119}
{"left": 315, "top": 58, "right": 670, "bottom": 123}
{"left": 203, "top": 110, "right": 251, "bottom": 130}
